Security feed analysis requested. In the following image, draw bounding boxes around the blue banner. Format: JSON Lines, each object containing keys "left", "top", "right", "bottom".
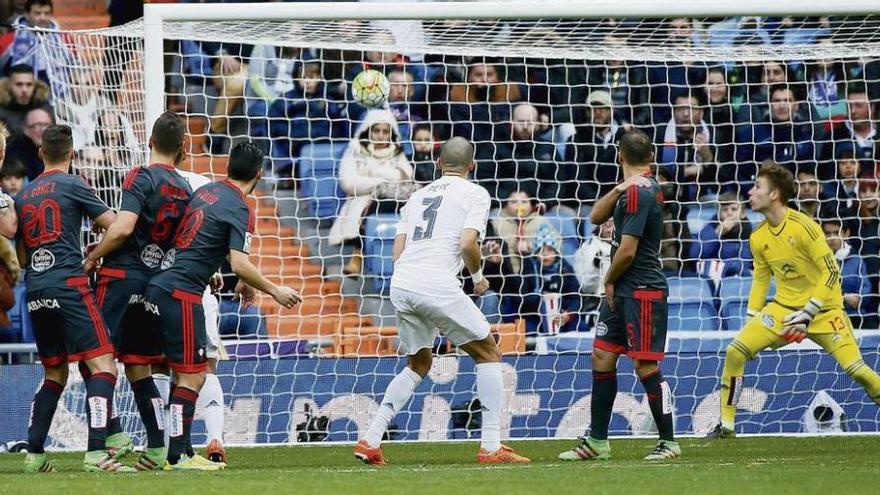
{"left": 1, "top": 344, "right": 878, "bottom": 448}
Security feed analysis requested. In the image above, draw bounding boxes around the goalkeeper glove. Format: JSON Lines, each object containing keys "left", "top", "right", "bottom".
{"left": 781, "top": 299, "right": 821, "bottom": 343}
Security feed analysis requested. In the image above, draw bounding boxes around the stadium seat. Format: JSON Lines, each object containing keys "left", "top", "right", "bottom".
{"left": 718, "top": 276, "right": 777, "bottom": 330}
{"left": 667, "top": 277, "right": 719, "bottom": 331}
{"left": 543, "top": 211, "right": 580, "bottom": 264}
{"left": 363, "top": 214, "right": 400, "bottom": 294}
{"left": 298, "top": 143, "right": 346, "bottom": 220}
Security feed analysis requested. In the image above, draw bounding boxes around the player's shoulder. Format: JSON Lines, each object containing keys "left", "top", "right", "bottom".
{"left": 623, "top": 179, "right": 662, "bottom": 212}
{"left": 751, "top": 219, "right": 769, "bottom": 239}
{"left": 788, "top": 209, "right": 822, "bottom": 241}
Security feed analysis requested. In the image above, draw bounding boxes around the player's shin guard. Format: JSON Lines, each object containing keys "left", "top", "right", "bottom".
{"left": 86, "top": 372, "right": 117, "bottom": 452}
{"left": 844, "top": 360, "right": 880, "bottom": 405}
{"left": 475, "top": 362, "right": 503, "bottom": 453}
{"left": 640, "top": 369, "right": 675, "bottom": 441}
{"left": 28, "top": 380, "right": 64, "bottom": 454}
{"left": 363, "top": 367, "right": 422, "bottom": 448}
{"left": 131, "top": 377, "right": 165, "bottom": 448}
{"left": 167, "top": 386, "right": 198, "bottom": 464}
{"left": 720, "top": 340, "right": 749, "bottom": 431}
{"left": 589, "top": 370, "right": 617, "bottom": 440}
{"left": 197, "top": 373, "right": 224, "bottom": 444}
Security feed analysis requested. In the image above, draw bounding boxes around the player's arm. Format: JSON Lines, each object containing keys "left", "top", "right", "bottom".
{"left": 460, "top": 227, "right": 488, "bottom": 295}
{"left": 746, "top": 233, "right": 771, "bottom": 317}
{"left": 392, "top": 234, "right": 406, "bottom": 263}
{"left": 84, "top": 211, "right": 137, "bottom": 272}
{"left": 0, "top": 193, "right": 18, "bottom": 239}
{"left": 228, "top": 249, "right": 301, "bottom": 308}
{"left": 589, "top": 175, "right": 652, "bottom": 225}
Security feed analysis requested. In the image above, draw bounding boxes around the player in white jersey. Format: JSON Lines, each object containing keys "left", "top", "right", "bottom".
{"left": 153, "top": 169, "right": 229, "bottom": 464}
{"left": 354, "top": 137, "right": 530, "bottom": 465}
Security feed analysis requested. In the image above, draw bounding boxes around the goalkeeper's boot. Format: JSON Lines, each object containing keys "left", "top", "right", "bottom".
{"left": 82, "top": 451, "right": 137, "bottom": 473}
{"left": 706, "top": 423, "right": 736, "bottom": 439}
{"left": 190, "top": 452, "right": 227, "bottom": 469}
{"left": 206, "top": 439, "right": 227, "bottom": 464}
{"left": 477, "top": 445, "right": 531, "bottom": 464}
{"left": 163, "top": 454, "right": 225, "bottom": 471}
{"left": 134, "top": 447, "right": 167, "bottom": 472}
{"left": 558, "top": 436, "right": 611, "bottom": 461}
{"left": 644, "top": 440, "right": 682, "bottom": 461}
{"left": 354, "top": 439, "right": 386, "bottom": 466}
{"left": 23, "top": 452, "right": 56, "bottom": 473}
{"left": 105, "top": 432, "right": 135, "bottom": 460}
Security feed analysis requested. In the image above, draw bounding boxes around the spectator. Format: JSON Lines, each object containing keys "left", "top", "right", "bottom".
{"left": 460, "top": 222, "right": 516, "bottom": 324}
{"left": 410, "top": 123, "right": 439, "bottom": 184}
{"left": 270, "top": 59, "right": 348, "bottom": 169}
{"left": 646, "top": 18, "right": 707, "bottom": 124}
{"left": 736, "top": 60, "right": 790, "bottom": 124}
{"left": 656, "top": 91, "right": 718, "bottom": 202}
{"left": 245, "top": 44, "right": 301, "bottom": 142}
{"left": 0, "top": 63, "right": 49, "bottom": 130}
{"left": 735, "top": 84, "right": 817, "bottom": 183}
{"left": 0, "top": 158, "right": 24, "bottom": 195}
{"left": 795, "top": 167, "right": 835, "bottom": 221}
{"left": 573, "top": 218, "right": 613, "bottom": 313}
{"left": 387, "top": 67, "right": 428, "bottom": 156}
{"left": 586, "top": 35, "right": 649, "bottom": 127}
{"left": 449, "top": 59, "right": 521, "bottom": 189}
{"left": 822, "top": 218, "right": 871, "bottom": 327}
{"left": 6, "top": 106, "right": 48, "bottom": 179}
{"left": 94, "top": 108, "right": 143, "bottom": 170}
{"left": 0, "top": 233, "right": 19, "bottom": 343}
{"left": 565, "top": 90, "right": 625, "bottom": 210}
{"left": 826, "top": 85, "right": 880, "bottom": 175}
{"left": 0, "top": 0, "right": 65, "bottom": 85}
{"left": 518, "top": 223, "right": 582, "bottom": 335}
{"left": 823, "top": 143, "right": 864, "bottom": 216}
{"left": 329, "top": 109, "right": 415, "bottom": 275}
{"left": 493, "top": 102, "right": 559, "bottom": 206}
{"left": 656, "top": 168, "right": 694, "bottom": 275}
{"left": 490, "top": 189, "right": 550, "bottom": 275}
{"left": 805, "top": 50, "right": 848, "bottom": 121}
{"left": 705, "top": 68, "right": 737, "bottom": 189}
{"left": 690, "top": 192, "right": 753, "bottom": 284}
{"left": 54, "top": 68, "right": 139, "bottom": 149}
{"left": 850, "top": 180, "right": 880, "bottom": 328}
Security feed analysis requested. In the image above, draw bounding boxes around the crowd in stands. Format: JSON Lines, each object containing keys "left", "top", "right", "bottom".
{"left": 3, "top": 4, "right": 880, "bottom": 343}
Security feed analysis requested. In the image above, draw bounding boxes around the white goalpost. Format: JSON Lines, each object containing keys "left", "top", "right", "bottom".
{"left": 8, "top": 0, "right": 880, "bottom": 449}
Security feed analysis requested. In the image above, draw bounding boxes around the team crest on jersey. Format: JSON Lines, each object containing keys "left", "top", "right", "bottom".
{"left": 788, "top": 236, "right": 796, "bottom": 246}
{"left": 160, "top": 249, "right": 176, "bottom": 270}
{"left": 761, "top": 313, "right": 776, "bottom": 329}
{"left": 140, "top": 243, "right": 165, "bottom": 268}
{"left": 596, "top": 322, "right": 608, "bottom": 336}
{"left": 31, "top": 248, "right": 55, "bottom": 272}
{"left": 243, "top": 232, "right": 253, "bottom": 253}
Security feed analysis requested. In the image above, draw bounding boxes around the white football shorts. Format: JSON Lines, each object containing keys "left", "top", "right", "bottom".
{"left": 389, "top": 287, "right": 490, "bottom": 355}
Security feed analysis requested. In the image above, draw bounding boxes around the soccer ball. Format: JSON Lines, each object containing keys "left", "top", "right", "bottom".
{"left": 351, "top": 69, "right": 390, "bottom": 108}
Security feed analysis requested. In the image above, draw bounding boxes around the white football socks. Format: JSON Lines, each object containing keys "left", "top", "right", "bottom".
{"left": 197, "top": 373, "right": 225, "bottom": 444}
{"left": 363, "top": 367, "right": 422, "bottom": 448}
{"left": 476, "top": 362, "right": 503, "bottom": 452}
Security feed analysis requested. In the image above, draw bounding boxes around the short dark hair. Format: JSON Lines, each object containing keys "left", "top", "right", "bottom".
{"left": 821, "top": 217, "right": 845, "bottom": 231}
{"left": 9, "top": 64, "right": 34, "bottom": 76}
{"left": 769, "top": 83, "right": 796, "bottom": 101}
{"left": 0, "top": 159, "right": 26, "bottom": 179}
{"left": 150, "top": 111, "right": 186, "bottom": 155}
{"left": 757, "top": 160, "right": 797, "bottom": 203}
{"left": 227, "top": 142, "right": 264, "bottom": 181}
{"left": 26, "top": 0, "right": 52, "bottom": 12}
{"left": 619, "top": 128, "right": 654, "bottom": 166}
{"left": 673, "top": 90, "right": 706, "bottom": 108}
{"left": 41, "top": 124, "right": 73, "bottom": 164}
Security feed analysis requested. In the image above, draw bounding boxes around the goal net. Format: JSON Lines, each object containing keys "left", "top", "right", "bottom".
{"left": 13, "top": 3, "right": 880, "bottom": 448}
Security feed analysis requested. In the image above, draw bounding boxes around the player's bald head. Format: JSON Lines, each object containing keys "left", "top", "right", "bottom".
{"left": 439, "top": 137, "right": 474, "bottom": 172}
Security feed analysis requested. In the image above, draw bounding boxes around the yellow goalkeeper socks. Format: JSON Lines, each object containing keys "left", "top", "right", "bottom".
{"left": 845, "top": 360, "right": 880, "bottom": 405}
{"left": 719, "top": 340, "right": 750, "bottom": 430}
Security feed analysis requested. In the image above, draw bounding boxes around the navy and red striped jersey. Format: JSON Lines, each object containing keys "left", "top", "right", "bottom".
{"left": 14, "top": 169, "right": 110, "bottom": 292}
{"left": 149, "top": 179, "right": 254, "bottom": 294}
{"left": 611, "top": 173, "right": 666, "bottom": 295}
{"left": 102, "top": 163, "right": 193, "bottom": 273}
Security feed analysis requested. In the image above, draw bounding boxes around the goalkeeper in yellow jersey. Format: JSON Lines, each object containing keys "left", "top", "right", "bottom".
{"left": 708, "top": 160, "right": 880, "bottom": 438}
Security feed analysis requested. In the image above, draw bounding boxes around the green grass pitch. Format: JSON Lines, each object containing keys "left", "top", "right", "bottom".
{"left": 0, "top": 437, "right": 875, "bottom": 494}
